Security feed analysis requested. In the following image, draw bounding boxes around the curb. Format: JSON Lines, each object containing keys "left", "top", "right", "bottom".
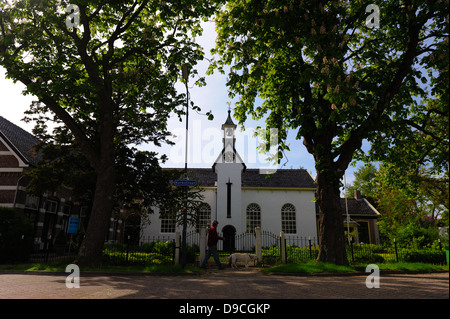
{"left": 0, "top": 269, "right": 203, "bottom": 277}
{"left": 265, "top": 270, "right": 449, "bottom": 277}
{"left": 1, "top": 268, "right": 447, "bottom": 277}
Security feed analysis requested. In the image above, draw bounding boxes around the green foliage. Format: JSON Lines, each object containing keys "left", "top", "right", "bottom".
{"left": 140, "top": 241, "right": 175, "bottom": 255}
{"left": 345, "top": 163, "right": 448, "bottom": 248}
{"left": 102, "top": 241, "right": 198, "bottom": 266}
{"left": 395, "top": 222, "right": 440, "bottom": 249}
{"left": 348, "top": 246, "right": 385, "bottom": 264}
{"left": 264, "top": 261, "right": 448, "bottom": 274}
{"left": 0, "top": 207, "right": 34, "bottom": 263}
{"left": 402, "top": 249, "right": 446, "bottom": 264}
{"left": 263, "top": 261, "right": 357, "bottom": 274}
{"left": 344, "top": 163, "right": 378, "bottom": 200}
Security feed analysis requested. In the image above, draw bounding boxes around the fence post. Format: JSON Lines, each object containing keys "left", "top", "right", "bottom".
{"left": 255, "top": 227, "right": 262, "bottom": 264}
{"left": 394, "top": 238, "right": 398, "bottom": 262}
{"left": 280, "top": 232, "right": 286, "bottom": 264}
{"left": 308, "top": 236, "right": 312, "bottom": 259}
{"left": 126, "top": 235, "right": 130, "bottom": 263}
{"left": 175, "top": 232, "right": 181, "bottom": 265}
{"left": 199, "top": 227, "right": 207, "bottom": 266}
{"left": 350, "top": 239, "right": 354, "bottom": 264}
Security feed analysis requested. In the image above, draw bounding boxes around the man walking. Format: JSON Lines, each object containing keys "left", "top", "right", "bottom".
{"left": 200, "top": 220, "right": 224, "bottom": 269}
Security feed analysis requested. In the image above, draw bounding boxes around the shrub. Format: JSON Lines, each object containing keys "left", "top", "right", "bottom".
{"left": 0, "top": 207, "right": 34, "bottom": 263}
{"left": 402, "top": 249, "right": 446, "bottom": 264}
{"left": 102, "top": 240, "right": 179, "bottom": 266}
{"left": 395, "top": 223, "right": 439, "bottom": 249}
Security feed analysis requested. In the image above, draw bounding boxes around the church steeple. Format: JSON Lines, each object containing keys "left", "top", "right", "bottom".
{"left": 222, "top": 108, "right": 236, "bottom": 127}
{"left": 221, "top": 109, "right": 237, "bottom": 162}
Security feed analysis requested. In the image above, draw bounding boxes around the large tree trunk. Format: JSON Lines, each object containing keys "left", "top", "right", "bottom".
{"left": 75, "top": 162, "right": 115, "bottom": 267}
{"left": 315, "top": 171, "right": 348, "bottom": 265}
{"left": 75, "top": 105, "right": 116, "bottom": 268}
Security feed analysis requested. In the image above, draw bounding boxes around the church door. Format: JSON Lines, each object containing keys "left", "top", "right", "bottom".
{"left": 222, "top": 225, "right": 236, "bottom": 252}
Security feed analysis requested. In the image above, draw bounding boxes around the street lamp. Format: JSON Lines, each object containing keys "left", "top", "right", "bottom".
{"left": 181, "top": 64, "right": 189, "bottom": 268}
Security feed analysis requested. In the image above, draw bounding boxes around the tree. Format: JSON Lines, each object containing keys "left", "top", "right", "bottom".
{"left": 373, "top": 163, "right": 448, "bottom": 247}
{"left": 0, "top": 207, "right": 34, "bottom": 263}
{"left": 0, "top": 0, "right": 221, "bottom": 266}
{"left": 210, "top": 1, "right": 448, "bottom": 264}
{"left": 344, "top": 163, "right": 377, "bottom": 200}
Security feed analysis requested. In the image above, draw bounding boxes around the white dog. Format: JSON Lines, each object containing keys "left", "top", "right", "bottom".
{"left": 227, "top": 253, "right": 257, "bottom": 268}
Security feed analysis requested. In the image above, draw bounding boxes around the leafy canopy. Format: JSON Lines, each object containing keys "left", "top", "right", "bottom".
{"left": 209, "top": 0, "right": 448, "bottom": 181}
{"left": 1, "top": 0, "right": 220, "bottom": 168}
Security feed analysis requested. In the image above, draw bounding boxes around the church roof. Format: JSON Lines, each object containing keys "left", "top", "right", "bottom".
{"left": 0, "top": 116, "right": 42, "bottom": 166}
{"left": 181, "top": 167, "right": 316, "bottom": 189}
{"left": 222, "top": 109, "right": 236, "bottom": 126}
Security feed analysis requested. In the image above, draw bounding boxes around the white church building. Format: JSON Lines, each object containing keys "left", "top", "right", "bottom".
{"left": 141, "top": 111, "right": 319, "bottom": 247}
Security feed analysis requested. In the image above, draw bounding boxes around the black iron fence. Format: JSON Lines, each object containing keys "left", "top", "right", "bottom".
{"left": 284, "top": 239, "right": 447, "bottom": 265}
{"left": 345, "top": 241, "right": 446, "bottom": 265}
{"left": 102, "top": 238, "right": 176, "bottom": 266}
{"left": 18, "top": 232, "right": 447, "bottom": 266}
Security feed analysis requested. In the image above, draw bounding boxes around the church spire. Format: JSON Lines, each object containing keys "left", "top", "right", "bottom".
{"left": 221, "top": 108, "right": 237, "bottom": 162}
{"left": 222, "top": 108, "right": 236, "bottom": 127}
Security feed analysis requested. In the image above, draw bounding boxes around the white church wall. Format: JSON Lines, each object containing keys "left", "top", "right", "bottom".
{"left": 214, "top": 162, "right": 244, "bottom": 233}
{"left": 241, "top": 189, "right": 317, "bottom": 240}
{"left": 141, "top": 188, "right": 217, "bottom": 242}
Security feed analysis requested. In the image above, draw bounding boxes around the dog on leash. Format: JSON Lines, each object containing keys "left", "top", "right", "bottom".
{"left": 227, "top": 253, "right": 257, "bottom": 268}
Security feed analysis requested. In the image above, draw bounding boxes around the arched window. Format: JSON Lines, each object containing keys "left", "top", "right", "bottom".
{"left": 281, "top": 204, "right": 296, "bottom": 234}
{"left": 197, "top": 203, "right": 211, "bottom": 231}
{"left": 246, "top": 203, "right": 261, "bottom": 233}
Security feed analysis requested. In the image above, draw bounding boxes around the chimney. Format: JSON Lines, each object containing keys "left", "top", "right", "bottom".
{"left": 354, "top": 190, "right": 362, "bottom": 200}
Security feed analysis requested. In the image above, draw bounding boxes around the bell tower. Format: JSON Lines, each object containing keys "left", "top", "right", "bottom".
{"left": 222, "top": 109, "right": 236, "bottom": 163}
{"left": 213, "top": 109, "right": 246, "bottom": 235}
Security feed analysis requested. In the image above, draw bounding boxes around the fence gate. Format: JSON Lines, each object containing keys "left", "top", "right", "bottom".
{"left": 261, "top": 231, "right": 282, "bottom": 265}
{"left": 217, "top": 231, "right": 256, "bottom": 253}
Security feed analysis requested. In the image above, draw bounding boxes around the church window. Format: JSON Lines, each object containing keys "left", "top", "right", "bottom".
{"left": 281, "top": 204, "right": 296, "bottom": 234}
{"left": 160, "top": 208, "right": 176, "bottom": 233}
{"left": 246, "top": 203, "right": 261, "bottom": 233}
{"left": 197, "top": 203, "right": 211, "bottom": 231}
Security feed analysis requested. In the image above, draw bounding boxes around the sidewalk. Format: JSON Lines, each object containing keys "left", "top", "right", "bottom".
{"left": 0, "top": 267, "right": 448, "bottom": 299}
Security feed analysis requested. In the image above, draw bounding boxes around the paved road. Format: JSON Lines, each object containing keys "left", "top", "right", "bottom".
{"left": 0, "top": 269, "right": 448, "bottom": 300}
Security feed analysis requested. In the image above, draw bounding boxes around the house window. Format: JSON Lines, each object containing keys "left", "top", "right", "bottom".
{"left": 281, "top": 203, "right": 296, "bottom": 234}
{"left": 197, "top": 203, "right": 211, "bottom": 231}
{"left": 357, "top": 221, "right": 370, "bottom": 244}
{"left": 25, "top": 195, "right": 39, "bottom": 210}
{"left": 45, "top": 200, "right": 58, "bottom": 214}
{"left": 79, "top": 206, "right": 89, "bottom": 232}
{"left": 246, "top": 203, "right": 261, "bottom": 233}
{"left": 160, "top": 208, "right": 176, "bottom": 233}
{"left": 61, "top": 204, "right": 71, "bottom": 233}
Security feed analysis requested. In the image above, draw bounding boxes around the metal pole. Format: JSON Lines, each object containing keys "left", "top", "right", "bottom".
{"left": 181, "top": 64, "right": 189, "bottom": 268}
{"left": 344, "top": 175, "right": 351, "bottom": 244}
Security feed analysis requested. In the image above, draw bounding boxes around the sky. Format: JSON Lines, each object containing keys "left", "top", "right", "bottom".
{"left": 0, "top": 20, "right": 366, "bottom": 189}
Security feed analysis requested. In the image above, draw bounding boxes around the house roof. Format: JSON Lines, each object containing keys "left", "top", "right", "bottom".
{"left": 314, "top": 197, "right": 380, "bottom": 217}
{"left": 0, "top": 116, "right": 42, "bottom": 166}
{"left": 340, "top": 198, "right": 380, "bottom": 216}
{"left": 177, "top": 167, "right": 316, "bottom": 189}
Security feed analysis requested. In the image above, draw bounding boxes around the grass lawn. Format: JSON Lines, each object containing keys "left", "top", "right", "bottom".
{"left": 262, "top": 261, "right": 449, "bottom": 275}
{"left": 1, "top": 260, "right": 447, "bottom": 275}
{"left": 0, "top": 262, "right": 202, "bottom": 274}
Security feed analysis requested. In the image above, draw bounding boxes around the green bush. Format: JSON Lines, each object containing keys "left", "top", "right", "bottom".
{"left": 0, "top": 207, "right": 34, "bottom": 263}
{"left": 395, "top": 223, "right": 439, "bottom": 249}
{"left": 102, "top": 240, "right": 179, "bottom": 266}
{"left": 402, "top": 249, "right": 446, "bottom": 264}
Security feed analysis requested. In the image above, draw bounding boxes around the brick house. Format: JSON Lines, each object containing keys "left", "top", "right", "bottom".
{"left": 0, "top": 116, "right": 123, "bottom": 251}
